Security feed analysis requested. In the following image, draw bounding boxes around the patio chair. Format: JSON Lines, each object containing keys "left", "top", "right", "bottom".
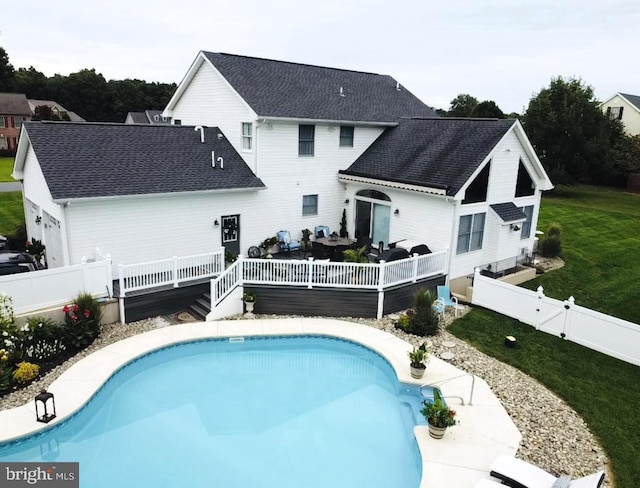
{"left": 314, "top": 225, "right": 330, "bottom": 238}
{"left": 432, "top": 285, "right": 460, "bottom": 318}
{"left": 277, "top": 230, "right": 301, "bottom": 254}
{"left": 489, "top": 454, "right": 605, "bottom": 488}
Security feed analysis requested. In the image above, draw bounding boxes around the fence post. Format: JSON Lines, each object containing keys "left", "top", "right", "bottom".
{"left": 534, "top": 285, "right": 545, "bottom": 330}
{"left": 80, "top": 256, "right": 90, "bottom": 292}
{"left": 220, "top": 246, "right": 226, "bottom": 272}
{"left": 172, "top": 256, "right": 179, "bottom": 287}
{"left": 561, "top": 296, "right": 575, "bottom": 339}
{"left": 307, "top": 257, "right": 314, "bottom": 289}
{"left": 412, "top": 254, "right": 418, "bottom": 283}
{"left": 105, "top": 254, "right": 113, "bottom": 298}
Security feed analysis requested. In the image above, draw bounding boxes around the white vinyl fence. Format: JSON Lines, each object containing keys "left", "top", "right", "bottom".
{"left": 471, "top": 268, "right": 640, "bottom": 366}
{"left": 0, "top": 258, "right": 113, "bottom": 315}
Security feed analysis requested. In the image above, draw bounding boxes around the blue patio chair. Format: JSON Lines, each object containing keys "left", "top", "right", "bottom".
{"left": 433, "top": 285, "right": 460, "bottom": 317}
{"left": 314, "top": 225, "right": 330, "bottom": 238}
{"left": 277, "top": 230, "right": 301, "bottom": 254}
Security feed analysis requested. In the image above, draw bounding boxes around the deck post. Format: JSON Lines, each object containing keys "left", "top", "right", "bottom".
{"left": 172, "top": 256, "right": 179, "bottom": 287}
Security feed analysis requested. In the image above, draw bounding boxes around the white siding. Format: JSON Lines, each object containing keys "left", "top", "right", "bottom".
{"left": 170, "top": 63, "right": 257, "bottom": 163}
{"left": 449, "top": 130, "right": 544, "bottom": 280}
{"left": 601, "top": 95, "right": 640, "bottom": 136}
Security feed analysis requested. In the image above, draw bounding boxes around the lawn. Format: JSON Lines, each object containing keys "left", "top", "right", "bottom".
{"left": 449, "top": 185, "right": 640, "bottom": 488}
{"left": 0, "top": 157, "right": 16, "bottom": 182}
{"left": 0, "top": 192, "right": 24, "bottom": 236}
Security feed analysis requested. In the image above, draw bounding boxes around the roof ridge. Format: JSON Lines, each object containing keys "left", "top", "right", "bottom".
{"left": 203, "top": 51, "right": 385, "bottom": 78}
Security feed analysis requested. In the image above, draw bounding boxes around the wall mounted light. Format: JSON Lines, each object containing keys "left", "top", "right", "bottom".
{"left": 35, "top": 216, "right": 42, "bottom": 225}
{"left": 510, "top": 224, "right": 520, "bottom": 231}
{"left": 344, "top": 199, "right": 349, "bottom": 204}
{"left": 394, "top": 209, "right": 400, "bottom": 215}
{"left": 214, "top": 219, "right": 220, "bottom": 227}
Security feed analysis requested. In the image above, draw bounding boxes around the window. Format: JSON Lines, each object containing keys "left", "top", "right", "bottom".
{"left": 241, "top": 122, "right": 252, "bottom": 150}
{"left": 606, "top": 106, "right": 624, "bottom": 120}
{"left": 339, "top": 126, "right": 354, "bottom": 147}
{"left": 0, "top": 117, "right": 5, "bottom": 129}
{"left": 14, "top": 116, "right": 23, "bottom": 129}
{"left": 0, "top": 137, "right": 7, "bottom": 150}
{"left": 462, "top": 162, "right": 490, "bottom": 204}
{"left": 515, "top": 160, "right": 535, "bottom": 197}
{"left": 521, "top": 205, "right": 534, "bottom": 239}
{"left": 299, "top": 125, "right": 315, "bottom": 156}
{"left": 302, "top": 194, "right": 318, "bottom": 216}
{"left": 456, "top": 213, "right": 486, "bottom": 254}
{"left": 173, "top": 119, "right": 182, "bottom": 126}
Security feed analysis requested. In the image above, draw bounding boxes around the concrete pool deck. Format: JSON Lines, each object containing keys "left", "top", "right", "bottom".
{"left": 0, "top": 318, "right": 521, "bottom": 487}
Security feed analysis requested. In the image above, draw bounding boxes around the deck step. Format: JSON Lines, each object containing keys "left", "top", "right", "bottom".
{"left": 196, "top": 297, "right": 211, "bottom": 311}
{"left": 189, "top": 303, "right": 209, "bottom": 321}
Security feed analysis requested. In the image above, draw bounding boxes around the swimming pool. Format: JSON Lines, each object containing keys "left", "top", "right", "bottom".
{"left": 0, "top": 335, "right": 432, "bottom": 488}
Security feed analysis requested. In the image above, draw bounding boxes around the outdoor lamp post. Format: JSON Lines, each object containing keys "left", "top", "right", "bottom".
{"left": 35, "top": 389, "right": 57, "bottom": 423}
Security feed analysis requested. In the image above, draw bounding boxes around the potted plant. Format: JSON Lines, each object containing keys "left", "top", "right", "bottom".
{"left": 421, "top": 394, "right": 457, "bottom": 439}
{"left": 260, "top": 236, "right": 279, "bottom": 255}
{"left": 408, "top": 342, "right": 429, "bottom": 378}
{"left": 301, "top": 229, "right": 312, "bottom": 253}
{"left": 243, "top": 292, "right": 256, "bottom": 317}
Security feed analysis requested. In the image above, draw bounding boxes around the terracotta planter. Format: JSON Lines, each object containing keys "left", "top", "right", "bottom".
{"left": 428, "top": 423, "right": 447, "bottom": 439}
{"left": 410, "top": 364, "right": 426, "bottom": 379}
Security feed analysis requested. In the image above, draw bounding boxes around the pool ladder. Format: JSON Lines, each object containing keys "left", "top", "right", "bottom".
{"left": 420, "top": 373, "right": 476, "bottom": 406}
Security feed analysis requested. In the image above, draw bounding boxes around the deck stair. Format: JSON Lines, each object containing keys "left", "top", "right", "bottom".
{"left": 189, "top": 293, "right": 211, "bottom": 321}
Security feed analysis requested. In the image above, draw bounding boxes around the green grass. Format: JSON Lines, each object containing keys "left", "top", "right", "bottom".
{"left": 0, "top": 192, "right": 24, "bottom": 236}
{"left": 449, "top": 185, "right": 640, "bottom": 488}
{"left": 0, "top": 157, "right": 16, "bottom": 182}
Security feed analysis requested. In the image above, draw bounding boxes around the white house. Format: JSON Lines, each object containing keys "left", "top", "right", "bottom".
{"left": 599, "top": 92, "right": 640, "bottom": 136}
{"left": 13, "top": 51, "right": 553, "bottom": 297}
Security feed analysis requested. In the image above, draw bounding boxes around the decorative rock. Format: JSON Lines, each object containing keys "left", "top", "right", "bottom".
{"left": 442, "top": 340, "right": 456, "bottom": 348}
{"left": 440, "top": 351, "right": 455, "bottom": 361}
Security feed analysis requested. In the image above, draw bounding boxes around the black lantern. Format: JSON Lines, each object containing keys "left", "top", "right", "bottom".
{"left": 35, "top": 389, "right": 57, "bottom": 423}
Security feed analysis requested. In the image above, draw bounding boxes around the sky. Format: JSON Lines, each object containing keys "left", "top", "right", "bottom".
{"left": 2, "top": 0, "right": 638, "bottom": 114}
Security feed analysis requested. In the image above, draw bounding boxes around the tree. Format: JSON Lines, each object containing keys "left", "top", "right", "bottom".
{"left": 447, "top": 94, "right": 478, "bottom": 117}
{"left": 14, "top": 67, "right": 48, "bottom": 99}
{"left": 0, "top": 47, "right": 15, "bottom": 92}
{"left": 610, "top": 135, "right": 640, "bottom": 186}
{"left": 523, "top": 77, "right": 622, "bottom": 185}
{"left": 471, "top": 100, "right": 505, "bottom": 118}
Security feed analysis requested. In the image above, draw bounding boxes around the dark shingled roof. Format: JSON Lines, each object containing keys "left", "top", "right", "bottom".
{"left": 0, "top": 93, "right": 31, "bottom": 115}
{"left": 340, "top": 118, "right": 516, "bottom": 196}
{"left": 620, "top": 93, "right": 640, "bottom": 111}
{"left": 126, "top": 112, "right": 150, "bottom": 123}
{"left": 201, "top": 52, "right": 437, "bottom": 123}
{"left": 24, "top": 121, "right": 265, "bottom": 200}
{"left": 490, "top": 202, "right": 527, "bottom": 222}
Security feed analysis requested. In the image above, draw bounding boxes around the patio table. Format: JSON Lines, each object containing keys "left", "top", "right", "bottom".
{"left": 315, "top": 237, "right": 353, "bottom": 248}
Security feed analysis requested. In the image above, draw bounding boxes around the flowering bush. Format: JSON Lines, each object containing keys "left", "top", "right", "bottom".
{"left": 62, "top": 293, "right": 102, "bottom": 349}
{"left": 0, "top": 293, "right": 19, "bottom": 362}
{"left": 0, "top": 348, "right": 12, "bottom": 392}
{"left": 12, "top": 361, "right": 40, "bottom": 384}
{"left": 18, "top": 317, "right": 66, "bottom": 361}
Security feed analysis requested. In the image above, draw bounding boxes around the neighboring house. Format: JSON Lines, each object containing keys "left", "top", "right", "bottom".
{"left": 13, "top": 122, "right": 265, "bottom": 269}
{"left": 599, "top": 92, "right": 640, "bottom": 136}
{"left": 14, "top": 51, "right": 553, "bottom": 297}
{"left": 0, "top": 93, "right": 31, "bottom": 152}
{"left": 124, "top": 110, "right": 171, "bottom": 124}
{"left": 27, "top": 99, "right": 85, "bottom": 122}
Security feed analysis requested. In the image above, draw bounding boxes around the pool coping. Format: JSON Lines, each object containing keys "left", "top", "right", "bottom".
{"left": 0, "top": 318, "right": 521, "bottom": 487}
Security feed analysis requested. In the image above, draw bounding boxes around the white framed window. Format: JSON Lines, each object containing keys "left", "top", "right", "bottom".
{"left": 299, "top": 125, "right": 315, "bottom": 156}
{"left": 520, "top": 205, "right": 534, "bottom": 239}
{"left": 14, "top": 116, "right": 23, "bottom": 129}
{"left": 241, "top": 122, "right": 252, "bottom": 150}
{"left": 0, "top": 117, "right": 5, "bottom": 129}
{"left": 0, "top": 137, "right": 7, "bottom": 150}
{"left": 303, "top": 194, "right": 318, "bottom": 216}
{"left": 339, "top": 126, "right": 354, "bottom": 147}
{"left": 606, "top": 106, "right": 624, "bottom": 120}
{"left": 457, "top": 213, "right": 485, "bottom": 254}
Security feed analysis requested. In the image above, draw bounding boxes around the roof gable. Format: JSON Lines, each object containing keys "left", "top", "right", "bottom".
{"left": 490, "top": 202, "right": 527, "bottom": 223}
{"left": 620, "top": 93, "right": 640, "bottom": 111}
{"left": 23, "top": 122, "right": 265, "bottom": 201}
{"left": 340, "top": 118, "right": 516, "bottom": 196}
{"left": 185, "top": 52, "right": 437, "bottom": 123}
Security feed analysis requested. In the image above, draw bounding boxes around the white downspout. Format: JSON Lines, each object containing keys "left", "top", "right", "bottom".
{"left": 446, "top": 197, "right": 459, "bottom": 286}
{"left": 254, "top": 118, "right": 268, "bottom": 175}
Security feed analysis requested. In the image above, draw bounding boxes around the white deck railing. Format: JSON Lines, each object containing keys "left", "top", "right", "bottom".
{"left": 211, "top": 250, "right": 448, "bottom": 308}
{"left": 118, "top": 249, "right": 225, "bottom": 297}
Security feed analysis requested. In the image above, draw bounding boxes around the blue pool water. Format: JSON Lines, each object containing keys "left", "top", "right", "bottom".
{"left": 0, "top": 335, "right": 432, "bottom": 488}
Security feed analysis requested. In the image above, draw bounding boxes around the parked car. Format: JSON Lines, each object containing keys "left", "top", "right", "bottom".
{"left": 0, "top": 252, "right": 43, "bottom": 276}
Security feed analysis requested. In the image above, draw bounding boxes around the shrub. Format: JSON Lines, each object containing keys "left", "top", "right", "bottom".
{"left": 62, "top": 293, "right": 102, "bottom": 350}
{"left": 547, "top": 222, "right": 562, "bottom": 239}
{"left": 540, "top": 235, "right": 562, "bottom": 258}
{"left": 409, "top": 288, "right": 441, "bottom": 336}
{"left": 12, "top": 361, "right": 40, "bottom": 384}
{"left": 0, "top": 293, "right": 19, "bottom": 362}
{"left": 18, "top": 317, "right": 66, "bottom": 361}
{"left": 0, "top": 348, "right": 12, "bottom": 392}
